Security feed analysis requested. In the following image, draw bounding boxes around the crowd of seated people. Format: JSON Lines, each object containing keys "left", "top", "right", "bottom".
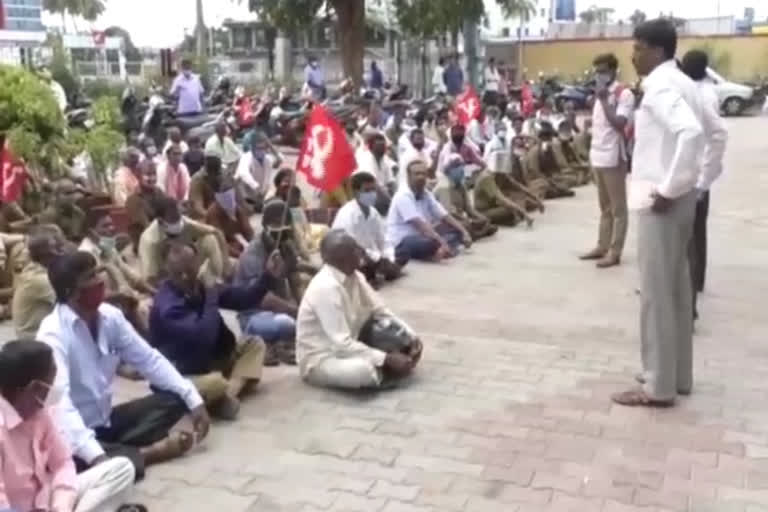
{"left": 0, "top": 87, "right": 592, "bottom": 510}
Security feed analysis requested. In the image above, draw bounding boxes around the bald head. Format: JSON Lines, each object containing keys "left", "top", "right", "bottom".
{"left": 320, "top": 229, "right": 361, "bottom": 276}
{"left": 163, "top": 241, "right": 200, "bottom": 294}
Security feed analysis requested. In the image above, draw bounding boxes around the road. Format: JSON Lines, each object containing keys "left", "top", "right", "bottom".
{"left": 7, "top": 116, "right": 768, "bottom": 511}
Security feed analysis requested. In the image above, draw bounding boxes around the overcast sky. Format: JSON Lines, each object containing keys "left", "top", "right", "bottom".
{"left": 41, "top": 0, "right": 767, "bottom": 48}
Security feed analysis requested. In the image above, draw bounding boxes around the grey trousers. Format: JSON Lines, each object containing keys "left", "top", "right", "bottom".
{"left": 638, "top": 191, "right": 697, "bottom": 401}
{"left": 594, "top": 164, "right": 629, "bottom": 257}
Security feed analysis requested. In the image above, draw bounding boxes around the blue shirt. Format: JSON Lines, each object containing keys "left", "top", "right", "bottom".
{"left": 444, "top": 65, "right": 464, "bottom": 96}
{"left": 305, "top": 65, "right": 324, "bottom": 89}
{"left": 149, "top": 275, "right": 274, "bottom": 375}
{"left": 37, "top": 303, "right": 203, "bottom": 463}
{"left": 386, "top": 186, "right": 448, "bottom": 247}
{"left": 170, "top": 73, "right": 204, "bottom": 115}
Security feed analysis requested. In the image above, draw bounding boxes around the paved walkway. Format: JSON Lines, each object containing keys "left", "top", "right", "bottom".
{"left": 11, "top": 117, "right": 768, "bottom": 511}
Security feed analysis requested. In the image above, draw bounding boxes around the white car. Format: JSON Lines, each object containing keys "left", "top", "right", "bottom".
{"left": 706, "top": 68, "right": 756, "bottom": 116}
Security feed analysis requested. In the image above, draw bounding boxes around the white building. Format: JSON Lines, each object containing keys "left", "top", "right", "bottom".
{"left": 484, "top": 0, "right": 557, "bottom": 40}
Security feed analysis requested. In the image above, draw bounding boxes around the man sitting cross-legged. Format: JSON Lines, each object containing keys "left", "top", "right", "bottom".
{"left": 333, "top": 172, "right": 405, "bottom": 285}
{"left": 387, "top": 159, "right": 472, "bottom": 262}
{"left": 297, "top": 230, "right": 422, "bottom": 390}
{"left": 149, "top": 242, "right": 279, "bottom": 420}
{"left": 38, "top": 251, "right": 211, "bottom": 481}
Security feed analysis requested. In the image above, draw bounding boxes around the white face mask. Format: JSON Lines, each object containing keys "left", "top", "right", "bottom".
{"left": 34, "top": 381, "right": 64, "bottom": 408}
{"left": 163, "top": 218, "right": 184, "bottom": 236}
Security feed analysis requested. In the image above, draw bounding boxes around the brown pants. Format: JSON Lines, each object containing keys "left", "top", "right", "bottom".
{"left": 189, "top": 337, "right": 266, "bottom": 405}
{"left": 593, "top": 164, "right": 628, "bottom": 257}
{"left": 480, "top": 206, "right": 520, "bottom": 227}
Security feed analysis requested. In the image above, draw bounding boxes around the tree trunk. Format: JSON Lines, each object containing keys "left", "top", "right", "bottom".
{"left": 195, "top": 0, "right": 206, "bottom": 58}
{"left": 331, "top": 0, "right": 365, "bottom": 87}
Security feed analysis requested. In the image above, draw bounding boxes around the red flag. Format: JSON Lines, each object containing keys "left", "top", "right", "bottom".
{"left": 454, "top": 86, "right": 482, "bottom": 126}
{"left": 521, "top": 82, "right": 535, "bottom": 118}
{"left": 0, "top": 145, "right": 27, "bottom": 203}
{"left": 296, "top": 104, "right": 356, "bottom": 192}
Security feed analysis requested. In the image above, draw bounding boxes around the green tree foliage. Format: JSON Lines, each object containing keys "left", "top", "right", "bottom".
{"left": 43, "top": 0, "right": 106, "bottom": 22}
{"left": 629, "top": 9, "right": 647, "bottom": 26}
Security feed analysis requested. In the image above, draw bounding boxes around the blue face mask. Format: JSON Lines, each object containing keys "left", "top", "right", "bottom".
{"left": 448, "top": 166, "right": 465, "bottom": 185}
{"left": 358, "top": 191, "right": 378, "bottom": 208}
{"left": 252, "top": 149, "right": 266, "bottom": 162}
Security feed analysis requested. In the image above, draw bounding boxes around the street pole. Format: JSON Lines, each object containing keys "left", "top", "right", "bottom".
{"left": 463, "top": 19, "right": 478, "bottom": 88}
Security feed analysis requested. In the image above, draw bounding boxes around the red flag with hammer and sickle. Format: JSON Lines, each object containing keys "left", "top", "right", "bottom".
{"left": 296, "top": 104, "right": 356, "bottom": 192}
{"left": 454, "top": 86, "right": 482, "bottom": 126}
{"left": 0, "top": 144, "right": 27, "bottom": 203}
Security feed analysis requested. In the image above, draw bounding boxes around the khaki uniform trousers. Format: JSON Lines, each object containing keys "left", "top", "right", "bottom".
{"left": 190, "top": 336, "right": 266, "bottom": 405}
{"left": 593, "top": 163, "right": 629, "bottom": 257}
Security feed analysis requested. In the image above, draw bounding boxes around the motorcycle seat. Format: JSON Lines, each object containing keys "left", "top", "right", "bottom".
{"left": 172, "top": 113, "right": 215, "bottom": 130}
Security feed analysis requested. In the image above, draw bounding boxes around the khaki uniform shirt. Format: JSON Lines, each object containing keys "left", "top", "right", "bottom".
{"left": 12, "top": 262, "right": 55, "bottom": 339}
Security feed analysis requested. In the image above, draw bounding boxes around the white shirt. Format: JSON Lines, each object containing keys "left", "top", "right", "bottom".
{"left": 629, "top": 60, "right": 705, "bottom": 210}
{"left": 590, "top": 82, "right": 635, "bottom": 168}
{"left": 235, "top": 151, "right": 278, "bottom": 194}
{"left": 50, "top": 80, "right": 67, "bottom": 112}
{"left": 467, "top": 118, "right": 494, "bottom": 148}
{"left": 386, "top": 186, "right": 448, "bottom": 247}
{"left": 694, "top": 81, "right": 728, "bottom": 191}
{"left": 297, "top": 265, "right": 413, "bottom": 377}
{"left": 332, "top": 200, "right": 395, "bottom": 263}
{"left": 483, "top": 135, "right": 509, "bottom": 173}
{"left": 38, "top": 303, "right": 202, "bottom": 462}
{"left": 432, "top": 65, "right": 447, "bottom": 94}
{"left": 355, "top": 148, "right": 396, "bottom": 187}
{"left": 484, "top": 67, "right": 500, "bottom": 92}
{"left": 400, "top": 145, "right": 436, "bottom": 187}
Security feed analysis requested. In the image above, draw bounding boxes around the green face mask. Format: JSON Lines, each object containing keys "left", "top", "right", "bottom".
{"left": 98, "top": 236, "right": 117, "bottom": 254}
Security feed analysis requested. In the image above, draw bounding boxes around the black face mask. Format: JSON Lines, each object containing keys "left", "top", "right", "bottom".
{"left": 451, "top": 135, "right": 464, "bottom": 146}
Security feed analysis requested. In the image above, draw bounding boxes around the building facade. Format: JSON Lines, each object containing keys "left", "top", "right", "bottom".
{"left": 0, "top": 0, "right": 46, "bottom": 66}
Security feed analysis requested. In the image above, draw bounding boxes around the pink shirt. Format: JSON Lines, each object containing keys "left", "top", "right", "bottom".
{"left": 112, "top": 166, "right": 140, "bottom": 207}
{"left": 0, "top": 397, "right": 77, "bottom": 512}
{"left": 157, "top": 161, "right": 191, "bottom": 201}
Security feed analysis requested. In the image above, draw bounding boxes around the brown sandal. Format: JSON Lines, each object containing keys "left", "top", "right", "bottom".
{"left": 611, "top": 389, "right": 674, "bottom": 408}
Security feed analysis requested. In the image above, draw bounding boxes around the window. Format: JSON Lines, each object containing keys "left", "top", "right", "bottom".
{"left": 540, "top": 8, "right": 546, "bottom": 17}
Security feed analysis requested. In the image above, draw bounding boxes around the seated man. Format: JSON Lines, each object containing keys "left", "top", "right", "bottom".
{"left": 188, "top": 154, "right": 223, "bottom": 219}
{"left": 0, "top": 232, "right": 26, "bottom": 319}
{"left": 0, "top": 198, "right": 34, "bottom": 233}
{"left": 0, "top": 340, "right": 140, "bottom": 512}
{"left": 525, "top": 123, "right": 577, "bottom": 199}
{"left": 355, "top": 132, "right": 397, "bottom": 215}
{"left": 205, "top": 121, "right": 242, "bottom": 171}
{"left": 235, "top": 205, "right": 301, "bottom": 367}
{"left": 386, "top": 160, "right": 472, "bottom": 262}
{"left": 333, "top": 172, "right": 404, "bottom": 284}
{"left": 157, "top": 143, "right": 191, "bottom": 202}
{"left": 139, "top": 195, "right": 230, "bottom": 287}
{"left": 474, "top": 159, "right": 541, "bottom": 228}
{"left": 400, "top": 128, "right": 438, "bottom": 189}
{"left": 271, "top": 169, "right": 327, "bottom": 257}
{"left": 183, "top": 135, "right": 205, "bottom": 176}
{"left": 112, "top": 148, "right": 142, "bottom": 207}
{"left": 553, "top": 120, "right": 591, "bottom": 186}
{"left": 37, "top": 179, "right": 86, "bottom": 242}
{"left": 163, "top": 126, "right": 189, "bottom": 155}
{"left": 39, "top": 251, "right": 211, "bottom": 480}
{"left": 80, "top": 209, "right": 155, "bottom": 336}
{"left": 12, "top": 225, "right": 66, "bottom": 339}
{"left": 297, "top": 230, "right": 422, "bottom": 390}
{"left": 125, "top": 159, "right": 165, "bottom": 251}
{"left": 437, "top": 123, "right": 487, "bottom": 180}
{"left": 204, "top": 177, "right": 254, "bottom": 258}
{"left": 433, "top": 155, "right": 498, "bottom": 240}
{"left": 234, "top": 131, "right": 282, "bottom": 213}
{"left": 149, "top": 242, "right": 277, "bottom": 420}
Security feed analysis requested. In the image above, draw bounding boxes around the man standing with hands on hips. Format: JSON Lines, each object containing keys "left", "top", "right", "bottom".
{"left": 580, "top": 53, "right": 634, "bottom": 269}
{"left": 612, "top": 18, "right": 704, "bottom": 408}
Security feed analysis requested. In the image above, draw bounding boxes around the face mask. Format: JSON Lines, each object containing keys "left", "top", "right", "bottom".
{"left": 33, "top": 380, "right": 64, "bottom": 408}
{"left": 451, "top": 135, "right": 465, "bottom": 147}
{"left": 163, "top": 218, "right": 184, "bottom": 236}
{"left": 215, "top": 188, "right": 237, "bottom": 216}
{"left": 98, "top": 236, "right": 116, "bottom": 254}
{"left": 77, "top": 280, "right": 106, "bottom": 312}
{"left": 596, "top": 72, "right": 612, "bottom": 87}
{"left": 358, "top": 191, "right": 377, "bottom": 208}
{"left": 146, "top": 147, "right": 157, "bottom": 158}
{"left": 448, "top": 166, "right": 465, "bottom": 185}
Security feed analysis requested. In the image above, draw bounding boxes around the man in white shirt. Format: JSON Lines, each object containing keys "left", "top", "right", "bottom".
{"left": 483, "top": 57, "right": 500, "bottom": 106}
{"left": 612, "top": 19, "right": 705, "bottom": 408}
{"left": 680, "top": 50, "right": 728, "bottom": 319}
{"left": 432, "top": 57, "right": 447, "bottom": 95}
{"left": 333, "top": 172, "right": 404, "bottom": 284}
{"left": 296, "top": 230, "right": 422, "bottom": 390}
{"left": 205, "top": 122, "right": 242, "bottom": 171}
{"left": 235, "top": 132, "right": 283, "bottom": 212}
{"left": 580, "top": 53, "right": 635, "bottom": 268}
{"left": 387, "top": 160, "right": 471, "bottom": 263}
{"left": 39, "top": 251, "right": 210, "bottom": 479}
{"left": 355, "top": 132, "right": 397, "bottom": 214}
{"left": 399, "top": 129, "right": 438, "bottom": 188}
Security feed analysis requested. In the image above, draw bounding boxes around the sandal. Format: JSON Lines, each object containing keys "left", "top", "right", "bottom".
{"left": 611, "top": 388, "right": 674, "bottom": 408}
{"left": 147, "top": 431, "right": 194, "bottom": 464}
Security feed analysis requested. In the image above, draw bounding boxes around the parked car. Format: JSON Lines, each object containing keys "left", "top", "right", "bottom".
{"left": 706, "top": 68, "right": 756, "bottom": 116}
